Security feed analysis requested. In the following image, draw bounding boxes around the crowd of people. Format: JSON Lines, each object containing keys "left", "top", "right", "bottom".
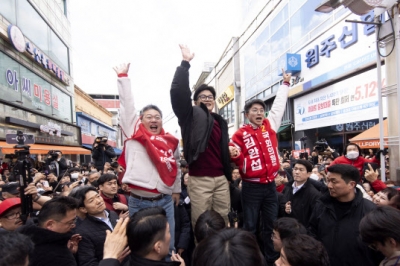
{"left": 0, "top": 45, "right": 400, "bottom": 266}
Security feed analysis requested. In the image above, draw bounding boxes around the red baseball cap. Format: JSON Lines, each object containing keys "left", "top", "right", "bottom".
{"left": 0, "top": 198, "right": 21, "bottom": 217}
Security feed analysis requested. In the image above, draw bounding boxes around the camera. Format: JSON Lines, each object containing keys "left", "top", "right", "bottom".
{"left": 44, "top": 150, "right": 60, "bottom": 176}
{"left": 95, "top": 136, "right": 108, "bottom": 145}
{"left": 314, "top": 139, "right": 329, "bottom": 152}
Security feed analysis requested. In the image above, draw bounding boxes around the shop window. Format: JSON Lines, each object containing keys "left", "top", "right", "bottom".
{"left": 289, "top": 0, "right": 307, "bottom": 16}
{"left": 49, "top": 31, "right": 69, "bottom": 73}
{"left": 0, "top": 0, "right": 17, "bottom": 24}
{"left": 219, "top": 101, "right": 235, "bottom": 124}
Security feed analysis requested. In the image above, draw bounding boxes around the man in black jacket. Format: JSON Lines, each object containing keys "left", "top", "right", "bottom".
{"left": 282, "top": 159, "right": 320, "bottom": 227}
{"left": 18, "top": 196, "right": 80, "bottom": 266}
{"left": 92, "top": 137, "right": 116, "bottom": 172}
{"left": 170, "top": 45, "right": 231, "bottom": 228}
{"left": 308, "top": 164, "right": 382, "bottom": 266}
{"left": 75, "top": 186, "right": 118, "bottom": 266}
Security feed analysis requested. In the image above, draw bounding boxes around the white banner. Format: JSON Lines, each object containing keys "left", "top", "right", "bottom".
{"left": 294, "top": 68, "right": 387, "bottom": 131}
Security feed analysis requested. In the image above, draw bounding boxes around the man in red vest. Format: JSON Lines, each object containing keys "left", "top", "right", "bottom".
{"left": 230, "top": 69, "right": 291, "bottom": 265}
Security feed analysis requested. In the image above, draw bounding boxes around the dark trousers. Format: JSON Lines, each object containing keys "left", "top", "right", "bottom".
{"left": 242, "top": 181, "right": 279, "bottom": 264}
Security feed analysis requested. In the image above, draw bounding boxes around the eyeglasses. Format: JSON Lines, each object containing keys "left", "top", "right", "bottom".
{"left": 56, "top": 217, "right": 78, "bottom": 227}
{"left": 293, "top": 167, "right": 307, "bottom": 172}
{"left": 249, "top": 109, "right": 265, "bottom": 114}
{"left": 197, "top": 95, "right": 214, "bottom": 101}
{"left": 4, "top": 211, "right": 21, "bottom": 220}
{"left": 143, "top": 115, "right": 162, "bottom": 121}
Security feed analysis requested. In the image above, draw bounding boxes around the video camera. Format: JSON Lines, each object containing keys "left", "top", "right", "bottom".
{"left": 314, "top": 139, "right": 329, "bottom": 152}
{"left": 44, "top": 150, "right": 61, "bottom": 176}
{"left": 95, "top": 136, "right": 108, "bottom": 145}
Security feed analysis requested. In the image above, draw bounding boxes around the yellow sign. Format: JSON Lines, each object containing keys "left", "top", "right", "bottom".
{"left": 216, "top": 85, "right": 234, "bottom": 109}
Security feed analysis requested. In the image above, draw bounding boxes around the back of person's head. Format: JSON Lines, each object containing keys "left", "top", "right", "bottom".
{"left": 0, "top": 232, "right": 34, "bottom": 266}
{"left": 360, "top": 206, "right": 400, "bottom": 245}
{"left": 294, "top": 159, "right": 313, "bottom": 173}
{"left": 127, "top": 207, "right": 168, "bottom": 258}
{"left": 192, "top": 228, "right": 265, "bottom": 266}
{"left": 389, "top": 194, "right": 400, "bottom": 210}
{"left": 97, "top": 173, "right": 118, "bottom": 186}
{"left": 244, "top": 99, "right": 266, "bottom": 114}
{"left": 273, "top": 217, "right": 307, "bottom": 240}
{"left": 193, "top": 84, "right": 216, "bottom": 102}
{"left": 279, "top": 234, "right": 330, "bottom": 266}
{"left": 195, "top": 210, "right": 226, "bottom": 243}
{"left": 327, "top": 164, "right": 360, "bottom": 183}
{"left": 37, "top": 196, "right": 78, "bottom": 227}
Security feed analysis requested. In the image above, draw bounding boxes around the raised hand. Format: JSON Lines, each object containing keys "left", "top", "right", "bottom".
{"left": 229, "top": 146, "right": 239, "bottom": 158}
{"left": 113, "top": 63, "right": 130, "bottom": 75}
{"left": 179, "top": 44, "right": 195, "bottom": 62}
{"left": 282, "top": 68, "right": 292, "bottom": 83}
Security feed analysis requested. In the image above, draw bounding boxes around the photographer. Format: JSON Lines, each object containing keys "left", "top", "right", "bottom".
{"left": 92, "top": 137, "right": 116, "bottom": 172}
{"left": 44, "top": 150, "right": 68, "bottom": 178}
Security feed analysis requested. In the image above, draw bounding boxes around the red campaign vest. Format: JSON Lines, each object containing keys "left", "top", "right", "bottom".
{"left": 231, "top": 119, "right": 280, "bottom": 183}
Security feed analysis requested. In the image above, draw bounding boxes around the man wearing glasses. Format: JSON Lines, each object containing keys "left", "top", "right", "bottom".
{"left": 18, "top": 196, "right": 81, "bottom": 266}
{"left": 170, "top": 45, "right": 232, "bottom": 229}
{"left": 229, "top": 69, "right": 291, "bottom": 265}
{"left": 0, "top": 198, "right": 23, "bottom": 232}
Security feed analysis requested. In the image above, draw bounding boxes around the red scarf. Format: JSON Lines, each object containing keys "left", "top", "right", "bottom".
{"left": 118, "top": 123, "right": 179, "bottom": 186}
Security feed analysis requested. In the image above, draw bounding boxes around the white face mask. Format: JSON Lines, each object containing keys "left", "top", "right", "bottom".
{"left": 310, "top": 173, "right": 319, "bottom": 180}
{"left": 71, "top": 172, "right": 79, "bottom": 179}
{"left": 345, "top": 151, "right": 359, "bottom": 160}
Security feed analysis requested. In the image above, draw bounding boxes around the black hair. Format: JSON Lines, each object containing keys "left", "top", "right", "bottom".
{"left": 140, "top": 104, "right": 163, "bottom": 118}
{"left": 273, "top": 217, "right": 307, "bottom": 240}
{"left": 73, "top": 186, "right": 98, "bottom": 208}
{"left": 244, "top": 99, "right": 266, "bottom": 114}
{"left": 0, "top": 232, "right": 34, "bottom": 266}
{"left": 360, "top": 206, "right": 400, "bottom": 245}
{"left": 97, "top": 173, "right": 118, "bottom": 186}
{"left": 127, "top": 206, "right": 168, "bottom": 257}
{"left": 282, "top": 234, "right": 330, "bottom": 266}
{"left": 37, "top": 196, "right": 78, "bottom": 227}
{"left": 192, "top": 228, "right": 265, "bottom": 266}
{"left": 193, "top": 84, "right": 216, "bottom": 101}
{"left": 194, "top": 210, "right": 226, "bottom": 243}
{"left": 380, "top": 187, "right": 399, "bottom": 201}
{"left": 327, "top": 164, "right": 360, "bottom": 183}
{"left": 294, "top": 159, "right": 313, "bottom": 173}
{"left": 344, "top": 143, "right": 362, "bottom": 155}
{"left": 389, "top": 194, "right": 400, "bottom": 210}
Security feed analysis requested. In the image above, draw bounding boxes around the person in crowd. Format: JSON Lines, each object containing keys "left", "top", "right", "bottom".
{"left": 329, "top": 143, "right": 379, "bottom": 179}
{"left": 272, "top": 217, "right": 307, "bottom": 252}
{"left": 311, "top": 166, "right": 321, "bottom": 181}
{"left": 229, "top": 176, "right": 243, "bottom": 228}
{"left": 360, "top": 206, "right": 400, "bottom": 266}
{"left": 0, "top": 198, "right": 23, "bottom": 232}
{"left": 228, "top": 69, "right": 291, "bottom": 265}
{"left": 282, "top": 160, "right": 320, "bottom": 227}
{"left": 194, "top": 210, "right": 226, "bottom": 243}
{"left": 363, "top": 182, "right": 375, "bottom": 197}
{"left": 92, "top": 138, "right": 116, "bottom": 172}
{"left": 372, "top": 187, "right": 399, "bottom": 206}
{"left": 232, "top": 166, "right": 241, "bottom": 182}
{"left": 274, "top": 234, "right": 330, "bottom": 266}
{"left": 174, "top": 201, "right": 192, "bottom": 265}
{"left": 115, "top": 63, "right": 181, "bottom": 256}
{"left": 389, "top": 194, "right": 400, "bottom": 210}
{"left": 98, "top": 173, "right": 129, "bottom": 216}
{"left": 74, "top": 186, "right": 119, "bottom": 266}
{"left": 179, "top": 160, "right": 189, "bottom": 176}
{"left": 0, "top": 232, "right": 34, "bottom": 266}
{"left": 170, "top": 45, "right": 232, "bottom": 229}
{"left": 180, "top": 173, "right": 190, "bottom": 216}
{"left": 45, "top": 150, "right": 69, "bottom": 177}
{"left": 18, "top": 196, "right": 80, "bottom": 266}
{"left": 88, "top": 171, "right": 101, "bottom": 187}
{"left": 365, "top": 163, "right": 388, "bottom": 193}
{"left": 308, "top": 164, "right": 382, "bottom": 266}
{"left": 192, "top": 228, "right": 265, "bottom": 266}
{"left": 1, "top": 182, "right": 19, "bottom": 199}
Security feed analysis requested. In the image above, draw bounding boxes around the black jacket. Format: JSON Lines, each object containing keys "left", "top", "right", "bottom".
{"left": 308, "top": 189, "right": 382, "bottom": 266}
{"left": 92, "top": 145, "right": 116, "bottom": 171}
{"left": 170, "top": 61, "right": 232, "bottom": 181}
{"left": 174, "top": 204, "right": 191, "bottom": 250}
{"left": 75, "top": 210, "right": 118, "bottom": 266}
{"left": 282, "top": 178, "right": 320, "bottom": 227}
{"left": 19, "top": 224, "right": 77, "bottom": 266}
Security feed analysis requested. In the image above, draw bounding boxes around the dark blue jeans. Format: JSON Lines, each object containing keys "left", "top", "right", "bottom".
{"left": 242, "top": 181, "right": 279, "bottom": 263}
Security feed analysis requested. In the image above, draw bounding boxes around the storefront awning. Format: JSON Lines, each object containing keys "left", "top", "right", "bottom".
{"left": 349, "top": 119, "right": 388, "bottom": 149}
{"left": 0, "top": 141, "right": 91, "bottom": 155}
{"left": 277, "top": 124, "right": 291, "bottom": 134}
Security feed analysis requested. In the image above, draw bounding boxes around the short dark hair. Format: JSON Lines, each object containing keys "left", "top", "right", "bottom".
{"left": 389, "top": 194, "right": 400, "bottom": 210}
{"left": 380, "top": 187, "right": 399, "bottom": 201}
{"left": 194, "top": 210, "right": 226, "bottom": 243}
{"left": 273, "top": 217, "right": 307, "bottom": 240}
{"left": 327, "top": 164, "right": 360, "bottom": 183}
{"left": 140, "top": 104, "right": 163, "bottom": 118}
{"left": 282, "top": 234, "right": 330, "bottom": 266}
{"left": 97, "top": 173, "right": 118, "bottom": 186}
{"left": 244, "top": 99, "right": 266, "bottom": 114}
{"left": 0, "top": 232, "right": 34, "bottom": 266}
{"left": 344, "top": 143, "right": 362, "bottom": 155}
{"left": 37, "top": 196, "right": 78, "bottom": 227}
{"left": 192, "top": 228, "right": 265, "bottom": 266}
{"left": 193, "top": 84, "right": 216, "bottom": 101}
{"left": 360, "top": 206, "right": 400, "bottom": 245}
{"left": 74, "top": 186, "right": 98, "bottom": 208}
{"left": 294, "top": 159, "right": 313, "bottom": 173}
{"left": 127, "top": 207, "right": 168, "bottom": 257}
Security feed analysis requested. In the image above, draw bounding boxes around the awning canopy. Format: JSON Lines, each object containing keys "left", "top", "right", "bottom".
{"left": 0, "top": 141, "right": 91, "bottom": 155}
{"left": 349, "top": 119, "right": 388, "bottom": 149}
